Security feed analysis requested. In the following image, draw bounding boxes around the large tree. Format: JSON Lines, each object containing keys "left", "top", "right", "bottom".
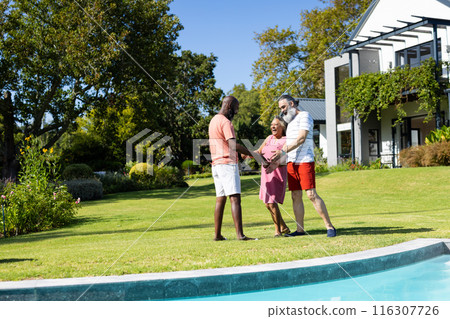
{"left": 252, "top": 0, "right": 371, "bottom": 126}
{"left": 228, "top": 84, "right": 267, "bottom": 145}
{"left": 0, "top": 0, "right": 221, "bottom": 177}
{"left": 82, "top": 50, "right": 223, "bottom": 168}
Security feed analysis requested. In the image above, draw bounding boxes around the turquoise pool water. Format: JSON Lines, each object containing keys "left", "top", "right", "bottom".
{"left": 190, "top": 255, "right": 450, "bottom": 301}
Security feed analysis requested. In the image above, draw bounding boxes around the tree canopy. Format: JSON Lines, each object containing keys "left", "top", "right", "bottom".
{"left": 0, "top": 0, "right": 223, "bottom": 177}
{"left": 252, "top": 0, "right": 372, "bottom": 126}
{"left": 228, "top": 84, "right": 268, "bottom": 145}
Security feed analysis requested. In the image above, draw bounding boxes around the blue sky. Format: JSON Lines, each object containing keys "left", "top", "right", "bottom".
{"left": 169, "top": 0, "right": 326, "bottom": 94}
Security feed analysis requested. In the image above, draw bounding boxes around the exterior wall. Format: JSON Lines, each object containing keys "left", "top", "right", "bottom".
{"left": 360, "top": 113, "right": 382, "bottom": 165}
{"left": 325, "top": 53, "right": 362, "bottom": 166}
{"left": 319, "top": 124, "right": 327, "bottom": 158}
{"left": 325, "top": 54, "right": 348, "bottom": 166}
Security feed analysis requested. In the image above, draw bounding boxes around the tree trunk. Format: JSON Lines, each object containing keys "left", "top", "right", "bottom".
{"left": 1, "top": 91, "right": 18, "bottom": 180}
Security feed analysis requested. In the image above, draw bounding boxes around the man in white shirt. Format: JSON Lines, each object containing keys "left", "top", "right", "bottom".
{"left": 271, "top": 94, "right": 336, "bottom": 237}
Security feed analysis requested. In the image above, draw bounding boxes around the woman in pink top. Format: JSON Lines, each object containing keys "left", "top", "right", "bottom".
{"left": 257, "top": 116, "right": 290, "bottom": 237}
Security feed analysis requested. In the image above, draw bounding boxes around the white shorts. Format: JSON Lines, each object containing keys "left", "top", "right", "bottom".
{"left": 212, "top": 164, "right": 241, "bottom": 197}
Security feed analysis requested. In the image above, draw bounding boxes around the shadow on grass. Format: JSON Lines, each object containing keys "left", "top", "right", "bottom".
{"left": 2, "top": 221, "right": 217, "bottom": 244}
{"left": 372, "top": 208, "right": 449, "bottom": 216}
{"left": 2, "top": 219, "right": 273, "bottom": 244}
{"left": 80, "top": 178, "right": 261, "bottom": 206}
{"left": 2, "top": 227, "right": 154, "bottom": 244}
{"left": 334, "top": 208, "right": 450, "bottom": 219}
{"left": 0, "top": 258, "right": 34, "bottom": 264}
{"left": 329, "top": 226, "right": 434, "bottom": 236}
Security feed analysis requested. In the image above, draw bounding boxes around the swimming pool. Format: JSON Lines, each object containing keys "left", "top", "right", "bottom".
{"left": 189, "top": 255, "right": 450, "bottom": 301}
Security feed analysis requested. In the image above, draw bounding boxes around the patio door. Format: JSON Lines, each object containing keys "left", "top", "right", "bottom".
{"left": 399, "top": 118, "right": 412, "bottom": 150}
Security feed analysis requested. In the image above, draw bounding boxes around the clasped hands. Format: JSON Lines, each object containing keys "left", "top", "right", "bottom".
{"left": 242, "top": 149, "right": 284, "bottom": 174}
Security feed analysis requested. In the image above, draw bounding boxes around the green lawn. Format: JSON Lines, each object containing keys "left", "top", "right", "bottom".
{"left": 0, "top": 167, "right": 449, "bottom": 281}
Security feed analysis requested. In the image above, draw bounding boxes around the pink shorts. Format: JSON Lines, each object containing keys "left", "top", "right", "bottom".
{"left": 287, "top": 162, "right": 315, "bottom": 191}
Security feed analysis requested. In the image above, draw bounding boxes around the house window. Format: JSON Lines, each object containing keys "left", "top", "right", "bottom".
{"left": 368, "top": 129, "right": 380, "bottom": 157}
{"left": 411, "top": 129, "right": 420, "bottom": 146}
{"left": 395, "top": 39, "right": 441, "bottom": 68}
{"left": 394, "top": 114, "right": 443, "bottom": 151}
{"left": 335, "top": 64, "right": 352, "bottom": 124}
{"left": 337, "top": 130, "right": 351, "bottom": 161}
{"left": 313, "top": 124, "right": 320, "bottom": 147}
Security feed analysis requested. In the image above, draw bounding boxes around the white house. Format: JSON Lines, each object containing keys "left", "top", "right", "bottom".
{"left": 325, "top": 0, "right": 450, "bottom": 166}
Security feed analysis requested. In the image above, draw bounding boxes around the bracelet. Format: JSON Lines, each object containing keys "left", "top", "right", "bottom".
{"left": 280, "top": 149, "right": 286, "bottom": 155}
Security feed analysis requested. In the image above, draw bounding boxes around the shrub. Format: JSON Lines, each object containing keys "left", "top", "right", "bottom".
{"left": 181, "top": 160, "right": 196, "bottom": 175}
{"left": 425, "top": 125, "right": 450, "bottom": 144}
{"left": 1, "top": 136, "right": 78, "bottom": 236}
{"left": 0, "top": 178, "right": 10, "bottom": 194}
{"left": 369, "top": 158, "right": 389, "bottom": 169}
{"left": 98, "top": 172, "right": 137, "bottom": 194}
{"left": 422, "top": 141, "right": 450, "bottom": 166}
{"left": 399, "top": 146, "right": 425, "bottom": 167}
{"left": 314, "top": 147, "right": 329, "bottom": 173}
{"left": 399, "top": 141, "right": 450, "bottom": 167}
{"left": 88, "top": 160, "right": 123, "bottom": 172}
{"left": 329, "top": 159, "right": 368, "bottom": 172}
{"left": 64, "top": 179, "right": 103, "bottom": 201}
{"left": 62, "top": 164, "right": 94, "bottom": 180}
{"left": 2, "top": 182, "right": 77, "bottom": 236}
{"left": 315, "top": 162, "right": 329, "bottom": 173}
{"left": 201, "top": 164, "right": 212, "bottom": 173}
{"left": 247, "top": 158, "right": 260, "bottom": 170}
{"left": 129, "top": 163, "right": 187, "bottom": 189}
{"left": 184, "top": 172, "right": 213, "bottom": 180}
{"left": 153, "top": 166, "right": 188, "bottom": 188}
{"left": 129, "top": 163, "right": 153, "bottom": 186}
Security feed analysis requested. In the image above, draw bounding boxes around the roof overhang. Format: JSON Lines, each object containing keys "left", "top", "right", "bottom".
{"left": 341, "top": 16, "right": 450, "bottom": 54}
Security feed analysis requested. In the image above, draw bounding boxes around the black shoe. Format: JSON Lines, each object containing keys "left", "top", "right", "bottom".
{"left": 214, "top": 236, "right": 227, "bottom": 241}
{"left": 239, "top": 235, "right": 258, "bottom": 241}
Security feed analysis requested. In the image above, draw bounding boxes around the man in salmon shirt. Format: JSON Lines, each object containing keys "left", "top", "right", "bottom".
{"left": 209, "top": 96, "right": 264, "bottom": 241}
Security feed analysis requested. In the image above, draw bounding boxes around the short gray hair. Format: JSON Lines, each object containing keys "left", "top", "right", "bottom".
{"left": 277, "top": 94, "right": 297, "bottom": 106}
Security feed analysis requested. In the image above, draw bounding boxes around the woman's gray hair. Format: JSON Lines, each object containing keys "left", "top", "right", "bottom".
{"left": 273, "top": 115, "right": 287, "bottom": 135}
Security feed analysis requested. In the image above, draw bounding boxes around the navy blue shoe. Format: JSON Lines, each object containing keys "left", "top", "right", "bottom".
{"left": 327, "top": 227, "right": 337, "bottom": 237}
{"left": 285, "top": 230, "right": 306, "bottom": 237}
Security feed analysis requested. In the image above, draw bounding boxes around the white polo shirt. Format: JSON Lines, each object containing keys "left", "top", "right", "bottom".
{"left": 286, "top": 111, "right": 315, "bottom": 163}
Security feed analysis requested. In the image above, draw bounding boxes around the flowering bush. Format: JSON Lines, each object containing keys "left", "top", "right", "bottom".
{"left": 0, "top": 136, "right": 79, "bottom": 237}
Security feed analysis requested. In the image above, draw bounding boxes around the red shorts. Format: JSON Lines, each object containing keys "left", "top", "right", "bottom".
{"left": 287, "top": 162, "right": 315, "bottom": 191}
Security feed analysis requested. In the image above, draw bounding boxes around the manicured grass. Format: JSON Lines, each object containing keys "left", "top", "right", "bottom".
{"left": 0, "top": 167, "right": 449, "bottom": 281}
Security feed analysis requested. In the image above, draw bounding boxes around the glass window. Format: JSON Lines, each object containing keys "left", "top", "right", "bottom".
{"left": 338, "top": 131, "right": 351, "bottom": 160}
{"left": 313, "top": 124, "right": 320, "bottom": 147}
{"left": 420, "top": 43, "right": 431, "bottom": 59}
{"left": 397, "top": 51, "right": 405, "bottom": 66}
{"left": 407, "top": 48, "right": 419, "bottom": 67}
{"left": 395, "top": 39, "right": 441, "bottom": 67}
{"left": 368, "top": 129, "right": 379, "bottom": 156}
{"left": 335, "top": 64, "right": 352, "bottom": 124}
